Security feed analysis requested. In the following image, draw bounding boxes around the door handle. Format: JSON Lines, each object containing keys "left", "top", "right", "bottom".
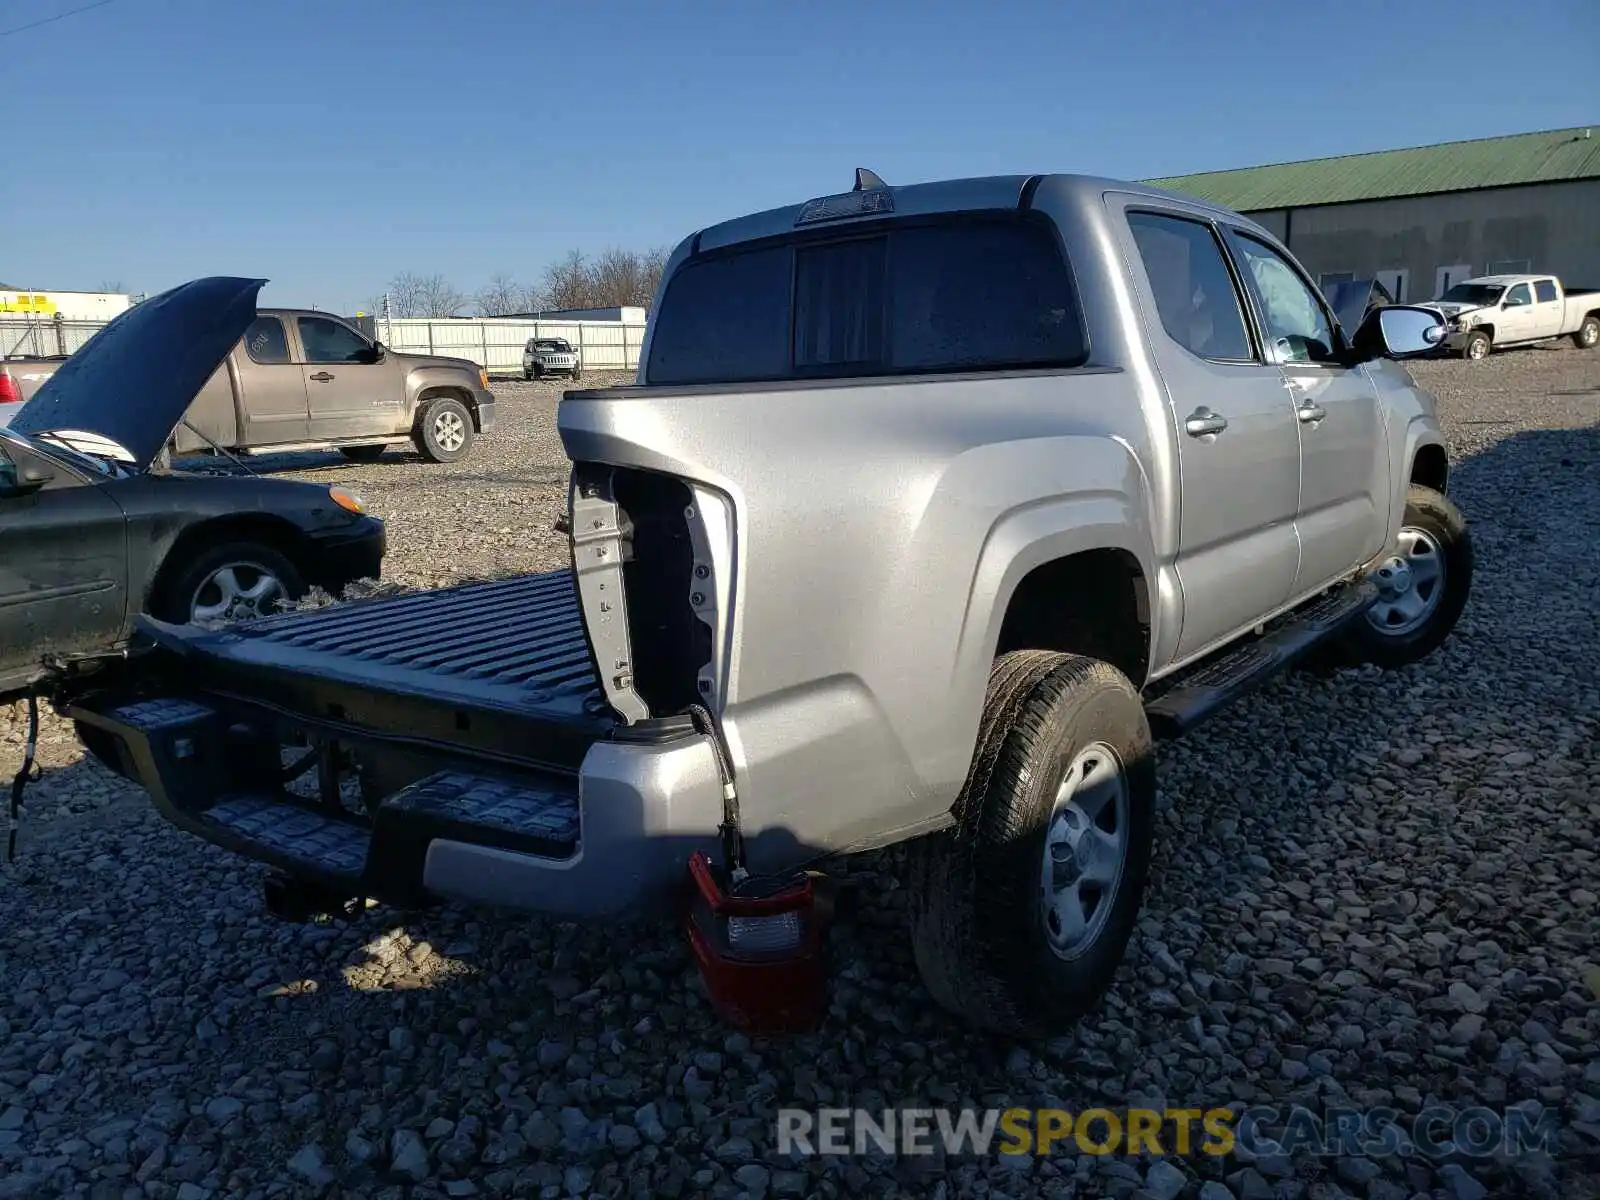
{"left": 1297, "top": 400, "right": 1327, "bottom": 424}
{"left": 1184, "top": 407, "right": 1228, "bottom": 437}
{"left": 309, "top": 371, "right": 335, "bottom": 382}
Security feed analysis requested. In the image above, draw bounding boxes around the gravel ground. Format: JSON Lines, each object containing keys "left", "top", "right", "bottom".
{"left": 1, "top": 351, "right": 1597, "bottom": 1200}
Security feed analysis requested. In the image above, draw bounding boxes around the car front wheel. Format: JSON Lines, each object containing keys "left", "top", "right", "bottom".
{"left": 414, "top": 395, "right": 475, "bottom": 463}
{"left": 153, "top": 541, "right": 306, "bottom": 626}
{"left": 1335, "top": 485, "right": 1473, "bottom": 669}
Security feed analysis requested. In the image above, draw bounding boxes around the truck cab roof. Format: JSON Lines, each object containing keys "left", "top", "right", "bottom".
{"left": 686, "top": 172, "right": 1271, "bottom": 256}
{"left": 1458, "top": 274, "right": 1558, "bottom": 288}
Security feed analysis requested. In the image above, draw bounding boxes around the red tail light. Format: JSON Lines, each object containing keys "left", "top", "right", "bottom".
{"left": 685, "top": 851, "right": 827, "bottom": 1034}
{"left": 0, "top": 373, "right": 21, "bottom": 406}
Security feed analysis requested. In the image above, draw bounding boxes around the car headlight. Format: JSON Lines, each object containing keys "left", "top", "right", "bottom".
{"left": 329, "top": 486, "right": 365, "bottom": 514}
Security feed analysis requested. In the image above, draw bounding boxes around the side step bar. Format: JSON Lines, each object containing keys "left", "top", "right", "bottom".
{"left": 1144, "top": 579, "right": 1377, "bottom": 739}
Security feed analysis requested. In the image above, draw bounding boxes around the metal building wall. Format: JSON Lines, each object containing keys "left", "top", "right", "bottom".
{"left": 1257, "top": 179, "right": 1600, "bottom": 302}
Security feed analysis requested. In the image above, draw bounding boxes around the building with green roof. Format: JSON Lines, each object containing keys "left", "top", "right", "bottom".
{"left": 1143, "top": 125, "right": 1600, "bottom": 302}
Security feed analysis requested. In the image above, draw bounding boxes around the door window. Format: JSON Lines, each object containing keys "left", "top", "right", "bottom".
{"left": 243, "top": 316, "right": 291, "bottom": 365}
{"left": 1503, "top": 283, "right": 1532, "bottom": 308}
{"left": 1126, "top": 212, "right": 1253, "bottom": 362}
{"left": 1534, "top": 279, "right": 1559, "bottom": 303}
{"left": 1230, "top": 234, "right": 1338, "bottom": 364}
{"left": 297, "top": 316, "right": 372, "bottom": 364}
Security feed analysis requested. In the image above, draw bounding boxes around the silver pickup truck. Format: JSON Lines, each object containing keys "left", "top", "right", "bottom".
{"left": 60, "top": 172, "right": 1469, "bottom": 1037}
{"left": 2, "top": 308, "right": 496, "bottom": 463}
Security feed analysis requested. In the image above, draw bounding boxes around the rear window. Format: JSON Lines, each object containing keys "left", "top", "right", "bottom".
{"left": 645, "top": 216, "right": 1086, "bottom": 385}
{"left": 1534, "top": 279, "right": 1558, "bottom": 303}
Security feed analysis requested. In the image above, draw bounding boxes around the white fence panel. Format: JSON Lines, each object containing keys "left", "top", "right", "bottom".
{"left": 5, "top": 314, "right": 647, "bottom": 376}
{"left": 377, "top": 317, "right": 643, "bottom": 374}
{"left": 2, "top": 317, "right": 110, "bottom": 358}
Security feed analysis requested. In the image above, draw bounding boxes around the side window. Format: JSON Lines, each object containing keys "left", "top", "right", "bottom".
{"left": 1534, "top": 280, "right": 1558, "bottom": 303}
{"left": 1230, "top": 234, "right": 1338, "bottom": 364}
{"left": 297, "top": 316, "right": 371, "bottom": 364}
{"left": 1126, "top": 212, "right": 1253, "bottom": 362}
{"left": 243, "top": 316, "right": 290, "bottom": 365}
{"left": 1504, "top": 283, "right": 1532, "bottom": 307}
{"left": 888, "top": 220, "right": 1084, "bottom": 371}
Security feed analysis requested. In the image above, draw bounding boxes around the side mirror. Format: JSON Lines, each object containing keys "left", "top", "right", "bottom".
{"left": 0, "top": 460, "right": 51, "bottom": 499}
{"left": 354, "top": 344, "right": 383, "bottom": 364}
{"left": 1352, "top": 305, "right": 1448, "bottom": 362}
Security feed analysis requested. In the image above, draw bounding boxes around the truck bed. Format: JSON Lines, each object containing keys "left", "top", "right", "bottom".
{"left": 66, "top": 568, "right": 718, "bottom": 917}
{"left": 130, "top": 570, "right": 616, "bottom": 773}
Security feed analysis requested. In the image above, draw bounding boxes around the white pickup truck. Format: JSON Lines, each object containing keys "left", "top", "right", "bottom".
{"left": 1431, "top": 273, "right": 1600, "bottom": 360}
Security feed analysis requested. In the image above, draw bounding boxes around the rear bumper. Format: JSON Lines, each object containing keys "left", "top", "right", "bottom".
{"left": 66, "top": 691, "right": 726, "bottom": 919}
{"left": 303, "top": 517, "right": 386, "bottom": 593}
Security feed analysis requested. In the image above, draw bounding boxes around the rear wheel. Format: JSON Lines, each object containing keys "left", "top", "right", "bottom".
{"left": 413, "top": 395, "right": 474, "bottom": 463}
{"left": 1464, "top": 330, "right": 1492, "bottom": 360}
{"left": 153, "top": 541, "right": 306, "bottom": 626}
{"left": 1574, "top": 315, "right": 1599, "bottom": 350}
{"left": 339, "top": 445, "right": 386, "bottom": 463}
{"left": 907, "top": 650, "right": 1156, "bottom": 1039}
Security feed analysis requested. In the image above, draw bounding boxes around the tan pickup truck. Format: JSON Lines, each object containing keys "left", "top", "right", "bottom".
{"left": 2, "top": 307, "right": 496, "bottom": 463}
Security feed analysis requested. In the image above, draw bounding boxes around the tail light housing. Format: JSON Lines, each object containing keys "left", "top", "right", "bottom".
{"left": 0, "top": 373, "right": 21, "bottom": 406}
{"left": 685, "top": 851, "right": 826, "bottom": 1034}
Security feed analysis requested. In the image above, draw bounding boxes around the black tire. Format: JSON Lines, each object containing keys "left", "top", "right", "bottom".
{"left": 571, "top": 367, "right": 582, "bottom": 383}
{"left": 907, "top": 650, "right": 1156, "bottom": 1039}
{"left": 339, "top": 445, "right": 386, "bottom": 463}
{"left": 1334, "top": 484, "right": 1472, "bottom": 670}
{"left": 1573, "top": 315, "right": 1600, "bottom": 351}
{"left": 1464, "top": 330, "right": 1492, "bottom": 361}
{"left": 151, "top": 540, "right": 306, "bottom": 625}
{"left": 413, "top": 395, "right": 474, "bottom": 463}
{"left": 523, "top": 366, "right": 535, "bottom": 380}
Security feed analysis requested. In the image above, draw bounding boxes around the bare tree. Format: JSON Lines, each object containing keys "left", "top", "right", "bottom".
{"left": 474, "top": 273, "right": 526, "bottom": 317}
{"left": 415, "top": 273, "right": 466, "bottom": 318}
{"left": 100, "top": 279, "right": 126, "bottom": 294}
{"left": 638, "top": 245, "right": 670, "bottom": 306}
{"left": 374, "top": 248, "right": 671, "bottom": 322}
{"left": 587, "top": 247, "right": 671, "bottom": 309}
{"left": 373, "top": 272, "right": 466, "bottom": 318}
{"left": 540, "top": 250, "right": 595, "bottom": 311}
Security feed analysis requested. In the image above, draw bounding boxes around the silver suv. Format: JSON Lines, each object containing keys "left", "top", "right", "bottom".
{"left": 522, "top": 337, "right": 581, "bottom": 381}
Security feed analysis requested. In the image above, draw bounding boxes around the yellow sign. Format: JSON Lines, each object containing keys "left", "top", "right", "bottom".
{"left": 0, "top": 294, "right": 57, "bottom": 315}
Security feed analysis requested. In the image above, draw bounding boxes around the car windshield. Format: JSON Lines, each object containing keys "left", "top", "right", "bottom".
{"left": 1441, "top": 283, "right": 1505, "bottom": 305}
{"left": 534, "top": 340, "right": 570, "bottom": 351}
{"left": 0, "top": 428, "right": 121, "bottom": 477}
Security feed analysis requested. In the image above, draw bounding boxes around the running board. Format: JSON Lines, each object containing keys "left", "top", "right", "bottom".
{"left": 1144, "top": 579, "right": 1377, "bottom": 740}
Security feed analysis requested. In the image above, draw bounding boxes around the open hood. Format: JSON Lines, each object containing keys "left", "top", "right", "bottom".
{"left": 10, "top": 276, "right": 266, "bottom": 471}
{"left": 1322, "top": 279, "right": 1397, "bottom": 336}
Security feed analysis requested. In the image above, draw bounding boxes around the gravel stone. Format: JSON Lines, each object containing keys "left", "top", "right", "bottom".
{"left": 1144, "top": 1159, "right": 1187, "bottom": 1200}
{"left": 389, "top": 1128, "right": 430, "bottom": 1182}
{"left": 2, "top": 358, "right": 1599, "bottom": 1199}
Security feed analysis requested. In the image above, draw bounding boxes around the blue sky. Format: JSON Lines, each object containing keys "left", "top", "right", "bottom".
{"left": 4, "top": 0, "right": 1596, "bottom": 314}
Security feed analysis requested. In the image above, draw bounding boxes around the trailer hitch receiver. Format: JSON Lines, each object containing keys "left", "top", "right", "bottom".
{"left": 685, "top": 851, "right": 826, "bottom": 1034}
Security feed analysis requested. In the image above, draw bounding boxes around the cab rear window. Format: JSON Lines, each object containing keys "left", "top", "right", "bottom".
{"left": 645, "top": 216, "right": 1086, "bottom": 385}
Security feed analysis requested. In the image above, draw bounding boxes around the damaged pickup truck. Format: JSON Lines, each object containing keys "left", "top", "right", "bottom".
{"left": 57, "top": 170, "right": 1470, "bottom": 1037}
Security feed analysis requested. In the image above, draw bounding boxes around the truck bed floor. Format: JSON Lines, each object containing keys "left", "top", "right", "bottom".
{"left": 150, "top": 570, "right": 611, "bottom": 730}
